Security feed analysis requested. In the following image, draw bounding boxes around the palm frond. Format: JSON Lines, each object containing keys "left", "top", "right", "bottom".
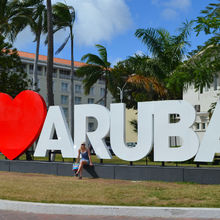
{"left": 135, "top": 28, "right": 164, "bottom": 57}
{"left": 81, "top": 53, "right": 106, "bottom": 67}
{"left": 55, "top": 34, "right": 70, "bottom": 54}
{"left": 76, "top": 65, "right": 104, "bottom": 94}
{"left": 53, "top": 2, "right": 74, "bottom": 27}
{"left": 75, "top": 64, "right": 103, "bottom": 78}
{"left": 127, "top": 75, "right": 166, "bottom": 96}
{"left": 95, "top": 44, "right": 108, "bottom": 65}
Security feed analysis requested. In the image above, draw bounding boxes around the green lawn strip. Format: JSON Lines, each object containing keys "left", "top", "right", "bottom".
{"left": 1, "top": 153, "right": 220, "bottom": 168}
{"left": 0, "top": 171, "right": 220, "bottom": 207}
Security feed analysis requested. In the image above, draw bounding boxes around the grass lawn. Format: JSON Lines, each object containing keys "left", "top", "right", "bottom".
{"left": 0, "top": 171, "right": 220, "bottom": 207}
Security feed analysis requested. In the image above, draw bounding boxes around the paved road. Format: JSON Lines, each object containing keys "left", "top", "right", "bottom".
{"left": 1, "top": 200, "right": 220, "bottom": 219}
{"left": 0, "top": 210, "right": 220, "bottom": 220}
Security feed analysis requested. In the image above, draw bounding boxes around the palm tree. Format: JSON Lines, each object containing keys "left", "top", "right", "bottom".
{"left": 135, "top": 21, "right": 192, "bottom": 98}
{"left": 18, "top": 0, "right": 47, "bottom": 91}
{"left": 0, "top": 0, "right": 47, "bottom": 92}
{"left": 110, "top": 55, "right": 166, "bottom": 108}
{"left": 135, "top": 22, "right": 192, "bottom": 71}
{"left": 46, "top": 0, "right": 54, "bottom": 106}
{"left": 0, "top": 0, "right": 24, "bottom": 42}
{"left": 52, "top": 2, "right": 75, "bottom": 138}
{"left": 76, "top": 44, "right": 111, "bottom": 107}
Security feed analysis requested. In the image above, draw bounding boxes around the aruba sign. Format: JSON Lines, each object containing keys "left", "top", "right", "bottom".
{"left": 0, "top": 90, "right": 219, "bottom": 162}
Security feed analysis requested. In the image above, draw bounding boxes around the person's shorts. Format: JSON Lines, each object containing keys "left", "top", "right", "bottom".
{"left": 80, "top": 159, "right": 89, "bottom": 164}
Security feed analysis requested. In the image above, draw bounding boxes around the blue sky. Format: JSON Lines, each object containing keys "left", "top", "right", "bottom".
{"left": 14, "top": 0, "right": 217, "bottom": 66}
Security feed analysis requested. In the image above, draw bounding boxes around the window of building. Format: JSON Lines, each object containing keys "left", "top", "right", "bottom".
{"left": 61, "top": 95, "right": 68, "bottom": 105}
{"left": 214, "top": 76, "right": 218, "bottom": 90}
{"left": 37, "top": 79, "right": 40, "bottom": 89}
{"left": 99, "top": 79, "right": 105, "bottom": 84}
{"left": 88, "top": 122, "right": 94, "bottom": 132}
{"left": 53, "top": 68, "right": 57, "bottom": 78}
{"left": 100, "top": 99, "right": 105, "bottom": 106}
{"left": 195, "top": 123, "right": 200, "bottom": 130}
{"left": 29, "top": 64, "right": 33, "bottom": 74}
{"left": 60, "top": 69, "right": 70, "bottom": 79}
{"left": 53, "top": 80, "right": 56, "bottom": 91}
{"left": 88, "top": 98, "right": 94, "bottom": 104}
{"left": 100, "top": 88, "right": 105, "bottom": 97}
{"left": 61, "top": 82, "right": 69, "bottom": 92}
{"left": 37, "top": 66, "right": 42, "bottom": 75}
{"left": 200, "top": 87, "right": 203, "bottom": 94}
{"left": 194, "top": 105, "right": 200, "bottom": 112}
{"left": 62, "top": 107, "right": 68, "bottom": 119}
{"left": 22, "top": 64, "right": 27, "bottom": 71}
{"left": 75, "top": 85, "right": 81, "bottom": 94}
{"left": 89, "top": 87, "right": 94, "bottom": 96}
{"left": 202, "top": 123, "right": 206, "bottom": 130}
{"left": 75, "top": 96, "right": 81, "bottom": 104}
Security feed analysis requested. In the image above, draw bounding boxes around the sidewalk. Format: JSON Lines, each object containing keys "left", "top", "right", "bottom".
{"left": 0, "top": 199, "right": 220, "bottom": 219}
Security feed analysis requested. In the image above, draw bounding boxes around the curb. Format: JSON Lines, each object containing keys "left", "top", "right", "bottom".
{"left": 0, "top": 199, "right": 220, "bottom": 218}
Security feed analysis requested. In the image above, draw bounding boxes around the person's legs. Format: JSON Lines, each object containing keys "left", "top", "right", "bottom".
{"left": 76, "top": 160, "right": 88, "bottom": 177}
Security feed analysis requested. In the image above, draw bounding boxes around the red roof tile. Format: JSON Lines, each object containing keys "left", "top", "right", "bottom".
{"left": 17, "top": 51, "right": 86, "bottom": 67}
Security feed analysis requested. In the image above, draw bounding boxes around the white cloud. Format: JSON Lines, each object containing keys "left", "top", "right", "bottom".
{"left": 152, "top": 0, "right": 191, "bottom": 20}
{"left": 134, "top": 50, "right": 145, "bottom": 56}
{"left": 54, "top": 0, "right": 132, "bottom": 46}
{"left": 161, "top": 8, "right": 178, "bottom": 20}
{"left": 14, "top": 0, "right": 132, "bottom": 51}
{"left": 151, "top": 0, "right": 160, "bottom": 6}
{"left": 111, "top": 57, "right": 123, "bottom": 66}
{"left": 164, "top": 0, "right": 191, "bottom": 10}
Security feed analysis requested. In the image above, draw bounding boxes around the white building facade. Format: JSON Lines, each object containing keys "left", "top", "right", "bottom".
{"left": 18, "top": 51, "right": 114, "bottom": 132}
{"left": 183, "top": 74, "right": 220, "bottom": 140}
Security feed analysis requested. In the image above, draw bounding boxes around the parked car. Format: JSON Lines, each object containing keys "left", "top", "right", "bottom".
{"left": 127, "top": 142, "right": 137, "bottom": 148}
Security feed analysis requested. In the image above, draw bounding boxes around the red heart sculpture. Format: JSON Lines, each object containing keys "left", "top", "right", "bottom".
{"left": 0, "top": 90, "right": 47, "bottom": 160}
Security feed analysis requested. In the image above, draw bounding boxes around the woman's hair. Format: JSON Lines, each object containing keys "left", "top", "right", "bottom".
{"left": 80, "top": 142, "right": 87, "bottom": 151}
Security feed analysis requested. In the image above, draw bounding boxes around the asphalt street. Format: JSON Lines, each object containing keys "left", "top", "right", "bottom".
{"left": 0, "top": 210, "right": 220, "bottom": 220}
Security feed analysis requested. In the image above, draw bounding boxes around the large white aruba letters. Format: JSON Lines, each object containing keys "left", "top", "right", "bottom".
{"left": 73, "top": 104, "right": 111, "bottom": 159}
{"left": 153, "top": 101, "right": 199, "bottom": 161}
{"left": 110, "top": 103, "right": 153, "bottom": 161}
{"left": 195, "top": 100, "right": 220, "bottom": 162}
{"left": 34, "top": 100, "right": 218, "bottom": 162}
{"left": 110, "top": 101, "right": 199, "bottom": 162}
{"left": 34, "top": 106, "right": 74, "bottom": 157}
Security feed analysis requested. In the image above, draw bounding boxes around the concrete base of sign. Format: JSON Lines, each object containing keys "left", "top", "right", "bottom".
{"left": 0, "top": 160, "right": 220, "bottom": 184}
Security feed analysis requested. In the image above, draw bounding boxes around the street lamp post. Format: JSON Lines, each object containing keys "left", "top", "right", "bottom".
{"left": 117, "top": 81, "right": 128, "bottom": 103}
{"left": 117, "top": 74, "right": 136, "bottom": 103}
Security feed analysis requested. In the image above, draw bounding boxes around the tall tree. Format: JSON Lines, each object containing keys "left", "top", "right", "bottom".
{"left": 0, "top": 34, "right": 30, "bottom": 97}
{"left": 194, "top": 1, "right": 220, "bottom": 37}
{"left": 135, "top": 21, "right": 193, "bottom": 99}
{"left": 52, "top": 2, "right": 75, "bottom": 138}
{"left": 46, "top": 0, "right": 54, "bottom": 106}
{"left": 169, "top": 2, "right": 220, "bottom": 118}
{"left": 0, "top": 0, "right": 25, "bottom": 42}
{"left": 169, "top": 2, "right": 220, "bottom": 94}
{"left": 76, "top": 44, "right": 111, "bottom": 107}
{"left": 19, "top": 0, "right": 47, "bottom": 91}
{"left": 111, "top": 55, "right": 166, "bottom": 109}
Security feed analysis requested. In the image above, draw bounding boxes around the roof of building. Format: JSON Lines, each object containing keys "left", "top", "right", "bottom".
{"left": 17, "top": 51, "right": 86, "bottom": 67}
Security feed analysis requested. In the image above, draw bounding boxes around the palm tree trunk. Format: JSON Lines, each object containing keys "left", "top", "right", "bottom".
{"left": 70, "top": 27, "right": 74, "bottom": 138}
{"left": 46, "top": 0, "right": 54, "bottom": 106}
{"left": 33, "top": 31, "right": 40, "bottom": 92}
{"left": 104, "top": 71, "right": 108, "bottom": 107}
{"left": 46, "top": 0, "right": 55, "bottom": 162}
